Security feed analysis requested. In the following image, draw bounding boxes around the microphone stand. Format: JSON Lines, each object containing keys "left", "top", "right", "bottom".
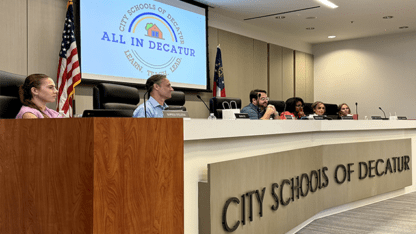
{"left": 379, "top": 107, "right": 387, "bottom": 119}
{"left": 196, "top": 95, "right": 211, "bottom": 112}
{"left": 355, "top": 102, "right": 358, "bottom": 115}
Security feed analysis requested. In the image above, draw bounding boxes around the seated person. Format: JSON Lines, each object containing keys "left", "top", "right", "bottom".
{"left": 16, "top": 74, "right": 62, "bottom": 119}
{"left": 311, "top": 101, "right": 326, "bottom": 116}
{"left": 240, "top": 89, "right": 279, "bottom": 120}
{"left": 133, "top": 74, "right": 174, "bottom": 118}
{"left": 280, "top": 97, "right": 306, "bottom": 119}
{"left": 338, "top": 103, "right": 352, "bottom": 118}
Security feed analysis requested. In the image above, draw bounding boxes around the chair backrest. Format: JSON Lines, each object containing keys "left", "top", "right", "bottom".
{"left": 267, "top": 100, "right": 285, "bottom": 114}
{"left": 93, "top": 83, "right": 140, "bottom": 110}
{"left": 324, "top": 103, "right": 339, "bottom": 119}
{"left": 165, "top": 91, "right": 186, "bottom": 111}
{"left": 0, "top": 71, "right": 26, "bottom": 119}
{"left": 209, "top": 97, "right": 242, "bottom": 119}
{"left": 303, "top": 102, "right": 314, "bottom": 116}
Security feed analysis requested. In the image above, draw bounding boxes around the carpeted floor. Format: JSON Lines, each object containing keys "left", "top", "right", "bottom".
{"left": 297, "top": 192, "right": 416, "bottom": 234}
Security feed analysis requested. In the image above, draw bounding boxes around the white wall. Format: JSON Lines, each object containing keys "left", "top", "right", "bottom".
{"left": 313, "top": 32, "right": 416, "bottom": 119}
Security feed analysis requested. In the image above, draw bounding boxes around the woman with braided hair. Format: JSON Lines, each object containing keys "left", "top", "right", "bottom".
{"left": 15, "top": 74, "right": 62, "bottom": 119}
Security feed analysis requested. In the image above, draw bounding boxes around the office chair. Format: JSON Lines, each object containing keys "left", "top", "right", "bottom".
{"left": 267, "top": 100, "right": 285, "bottom": 114}
{"left": 0, "top": 70, "right": 26, "bottom": 119}
{"left": 303, "top": 103, "right": 314, "bottom": 116}
{"left": 88, "top": 83, "right": 140, "bottom": 117}
{"left": 165, "top": 91, "right": 186, "bottom": 111}
{"left": 324, "top": 103, "right": 339, "bottom": 119}
{"left": 209, "top": 97, "right": 242, "bottom": 119}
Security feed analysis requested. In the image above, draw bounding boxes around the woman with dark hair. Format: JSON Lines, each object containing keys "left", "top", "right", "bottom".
{"left": 338, "top": 103, "right": 352, "bottom": 118}
{"left": 16, "top": 74, "right": 61, "bottom": 119}
{"left": 280, "top": 97, "right": 306, "bottom": 119}
{"left": 312, "top": 101, "right": 326, "bottom": 116}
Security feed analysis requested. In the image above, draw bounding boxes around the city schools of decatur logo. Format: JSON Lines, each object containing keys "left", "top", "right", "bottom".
{"left": 101, "top": 4, "right": 196, "bottom": 77}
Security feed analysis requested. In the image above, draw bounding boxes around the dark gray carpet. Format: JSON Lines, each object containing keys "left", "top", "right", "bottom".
{"left": 297, "top": 192, "right": 416, "bottom": 234}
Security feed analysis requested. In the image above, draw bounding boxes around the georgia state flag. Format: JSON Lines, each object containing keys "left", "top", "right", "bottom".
{"left": 213, "top": 47, "right": 226, "bottom": 97}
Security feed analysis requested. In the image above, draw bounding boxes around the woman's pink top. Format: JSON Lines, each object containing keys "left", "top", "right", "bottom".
{"left": 16, "top": 106, "right": 62, "bottom": 119}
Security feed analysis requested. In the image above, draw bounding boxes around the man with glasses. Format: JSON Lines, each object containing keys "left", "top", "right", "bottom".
{"left": 241, "top": 89, "right": 279, "bottom": 120}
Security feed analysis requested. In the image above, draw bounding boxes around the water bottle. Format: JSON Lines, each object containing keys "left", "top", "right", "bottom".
{"left": 208, "top": 113, "right": 217, "bottom": 120}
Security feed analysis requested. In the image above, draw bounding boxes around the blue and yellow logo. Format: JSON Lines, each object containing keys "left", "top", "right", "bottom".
{"left": 101, "top": 4, "right": 195, "bottom": 77}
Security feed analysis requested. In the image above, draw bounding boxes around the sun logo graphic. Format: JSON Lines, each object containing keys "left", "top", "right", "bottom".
{"left": 145, "top": 23, "right": 164, "bottom": 40}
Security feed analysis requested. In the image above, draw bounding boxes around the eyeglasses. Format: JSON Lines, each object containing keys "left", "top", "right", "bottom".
{"left": 259, "top": 97, "right": 269, "bottom": 101}
{"left": 296, "top": 105, "right": 304, "bottom": 108}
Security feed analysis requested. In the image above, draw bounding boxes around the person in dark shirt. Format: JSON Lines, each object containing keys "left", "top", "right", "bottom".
{"left": 240, "top": 89, "right": 279, "bottom": 120}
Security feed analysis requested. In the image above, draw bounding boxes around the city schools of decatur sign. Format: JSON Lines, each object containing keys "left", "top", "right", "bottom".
{"left": 198, "top": 139, "right": 412, "bottom": 234}
{"left": 222, "top": 156, "right": 410, "bottom": 232}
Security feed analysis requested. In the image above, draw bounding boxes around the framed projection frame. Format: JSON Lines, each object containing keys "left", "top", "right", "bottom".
{"left": 74, "top": 0, "right": 210, "bottom": 92}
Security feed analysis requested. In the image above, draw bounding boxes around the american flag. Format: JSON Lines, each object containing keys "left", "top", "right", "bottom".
{"left": 213, "top": 46, "right": 226, "bottom": 97}
{"left": 57, "top": 0, "right": 81, "bottom": 117}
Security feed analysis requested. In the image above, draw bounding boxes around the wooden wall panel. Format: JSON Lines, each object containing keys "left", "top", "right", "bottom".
{"left": 282, "top": 48, "right": 294, "bottom": 100}
{"left": 268, "top": 44, "right": 283, "bottom": 100}
{"left": 218, "top": 29, "right": 268, "bottom": 107}
{"left": 305, "top": 53, "right": 314, "bottom": 102}
{"left": 28, "top": 0, "right": 67, "bottom": 78}
{"left": 219, "top": 29, "right": 253, "bottom": 106}
{"left": 294, "top": 51, "right": 313, "bottom": 103}
{"left": 268, "top": 45, "right": 294, "bottom": 102}
{"left": 295, "top": 51, "right": 306, "bottom": 99}
{"left": 0, "top": 0, "right": 28, "bottom": 75}
{"left": 27, "top": 0, "right": 67, "bottom": 110}
{"left": 252, "top": 39, "right": 268, "bottom": 93}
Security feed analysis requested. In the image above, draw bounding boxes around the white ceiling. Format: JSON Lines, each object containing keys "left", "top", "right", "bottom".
{"left": 197, "top": 0, "right": 416, "bottom": 44}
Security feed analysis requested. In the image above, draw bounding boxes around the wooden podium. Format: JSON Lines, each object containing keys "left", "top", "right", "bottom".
{"left": 0, "top": 118, "right": 184, "bottom": 234}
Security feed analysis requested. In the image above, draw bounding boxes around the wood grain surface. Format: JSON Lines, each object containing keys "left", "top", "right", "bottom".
{"left": 93, "top": 118, "right": 184, "bottom": 234}
{"left": 0, "top": 118, "right": 184, "bottom": 234}
{"left": 0, "top": 118, "right": 94, "bottom": 234}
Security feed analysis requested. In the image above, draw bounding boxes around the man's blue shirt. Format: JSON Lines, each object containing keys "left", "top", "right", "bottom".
{"left": 133, "top": 96, "right": 168, "bottom": 118}
{"left": 240, "top": 103, "right": 265, "bottom": 120}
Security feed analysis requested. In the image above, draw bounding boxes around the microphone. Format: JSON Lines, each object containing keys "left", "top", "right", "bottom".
{"left": 196, "top": 95, "right": 210, "bottom": 112}
{"left": 379, "top": 106, "right": 387, "bottom": 119}
{"left": 143, "top": 91, "right": 149, "bottom": 118}
{"left": 355, "top": 102, "right": 358, "bottom": 115}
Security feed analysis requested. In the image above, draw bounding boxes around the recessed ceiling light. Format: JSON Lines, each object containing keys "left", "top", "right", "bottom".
{"left": 383, "top": 16, "right": 393, "bottom": 19}
{"left": 399, "top": 26, "right": 409, "bottom": 29}
{"left": 328, "top": 36, "right": 336, "bottom": 39}
{"left": 306, "top": 27, "right": 315, "bottom": 30}
{"left": 317, "top": 0, "right": 338, "bottom": 9}
{"left": 275, "top": 16, "right": 286, "bottom": 19}
{"left": 306, "top": 16, "right": 317, "bottom": 20}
